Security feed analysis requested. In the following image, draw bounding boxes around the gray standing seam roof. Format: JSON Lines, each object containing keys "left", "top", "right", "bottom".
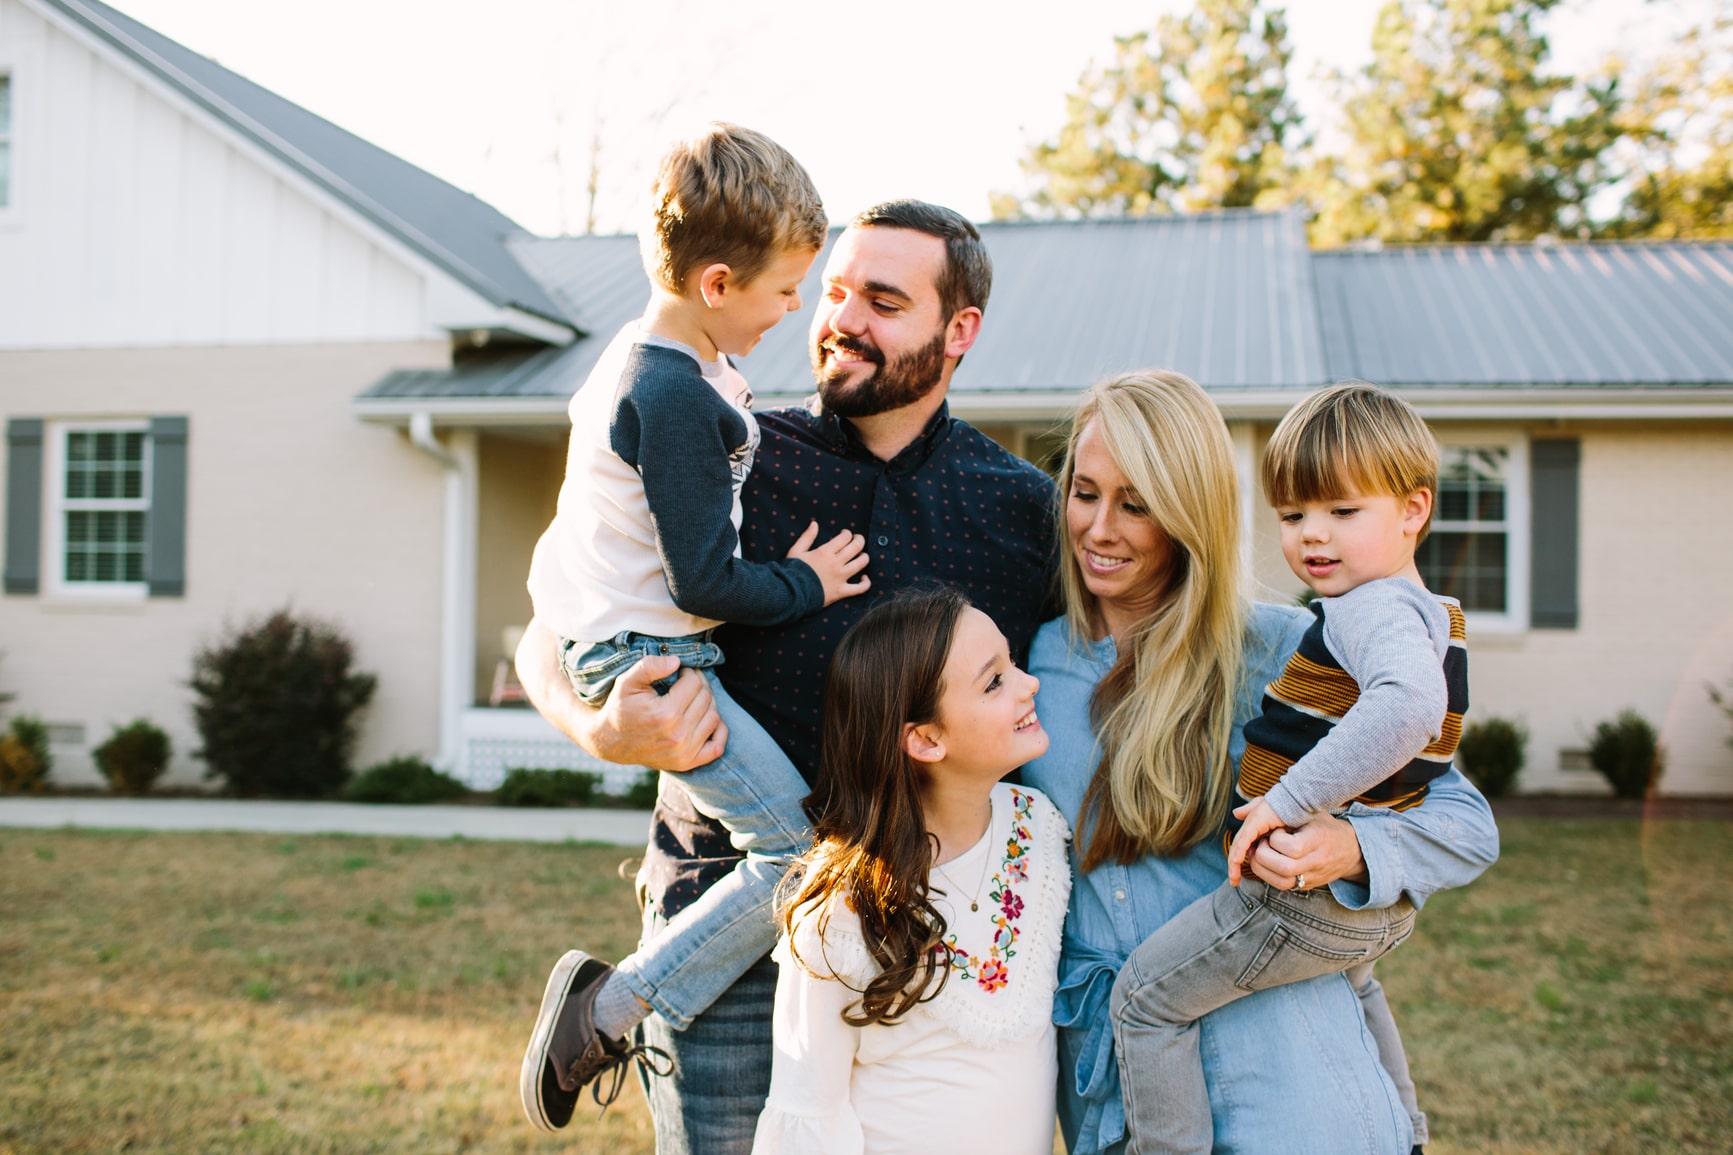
{"left": 359, "top": 210, "right": 1328, "bottom": 403}
{"left": 1315, "top": 242, "right": 1733, "bottom": 387}
{"left": 48, "top": 0, "right": 571, "bottom": 328}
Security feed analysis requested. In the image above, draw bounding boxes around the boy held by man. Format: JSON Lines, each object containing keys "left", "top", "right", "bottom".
{"left": 518, "top": 123, "right": 869, "bottom": 1132}
{"left": 1109, "top": 381, "right": 1470, "bottom": 1155}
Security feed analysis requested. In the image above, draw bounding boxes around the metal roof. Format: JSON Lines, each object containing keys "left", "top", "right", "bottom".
{"left": 1314, "top": 242, "right": 1733, "bottom": 387}
{"left": 358, "top": 210, "right": 1326, "bottom": 407}
{"left": 45, "top": 0, "right": 571, "bottom": 327}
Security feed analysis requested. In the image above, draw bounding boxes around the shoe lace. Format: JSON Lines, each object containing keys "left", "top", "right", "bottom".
{"left": 590, "top": 1039, "right": 675, "bottom": 1112}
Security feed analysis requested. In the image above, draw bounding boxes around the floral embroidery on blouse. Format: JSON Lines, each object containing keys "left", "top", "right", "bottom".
{"left": 942, "top": 787, "right": 1038, "bottom": 993}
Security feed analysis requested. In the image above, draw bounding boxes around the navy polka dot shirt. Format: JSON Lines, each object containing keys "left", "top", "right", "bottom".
{"left": 642, "top": 400, "right": 1061, "bottom": 918}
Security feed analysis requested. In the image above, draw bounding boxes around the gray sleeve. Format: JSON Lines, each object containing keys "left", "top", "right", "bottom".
{"left": 611, "top": 352, "right": 824, "bottom": 626}
{"left": 1262, "top": 580, "right": 1450, "bottom": 827}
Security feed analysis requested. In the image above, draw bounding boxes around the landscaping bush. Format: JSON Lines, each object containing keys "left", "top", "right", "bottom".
{"left": 0, "top": 715, "right": 52, "bottom": 794}
{"left": 342, "top": 756, "right": 469, "bottom": 805}
{"left": 620, "top": 770, "right": 659, "bottom": 809}
{"left": 93, "top": 719, "right": 173, "bottom": 796}
{"left": 190, "top": 610, "right": 377, "bottom": 798}
{"left": 494, "top": 767, "right": 599, "bottom": 808}
{"left": 1588, "top": 709, "right": 1664, "bottom": 799}
{"left": 1455, "top": 716, "right": 1527, "bottom": 797}
{"left": 1709, "top": 675, "right": 1733, "bottom": 750}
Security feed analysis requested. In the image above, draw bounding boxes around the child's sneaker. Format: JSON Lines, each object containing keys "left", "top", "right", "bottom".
{"left": 519, "top": 950, "right": 671, "bottom": 1130}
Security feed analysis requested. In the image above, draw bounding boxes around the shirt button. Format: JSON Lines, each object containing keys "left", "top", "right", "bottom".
{"left": 876, "top": 535, "right": 888, "bottom": 546}
{"left": 1114, "top": 889, "right": 1127, "bottom": 902}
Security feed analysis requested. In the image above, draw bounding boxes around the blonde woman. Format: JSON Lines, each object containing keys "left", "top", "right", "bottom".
{"left": 1020, "top": 371, "right": 1499, "bottom": 1155}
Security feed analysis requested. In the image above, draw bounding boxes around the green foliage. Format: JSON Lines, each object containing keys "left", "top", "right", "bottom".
{"left": 0, "top": 715, "right": 52, "bottom": 794}
{"left": 1587, "top": 709, "right": 1664, "bottom": 799}
{"left": 1600, "top": 11, "right": 1733, "bottom": 239}
{"left": 342, "top": 756, "right": 469, "bottom": 805}
{"left": 190, "top": 610, "right": 377, "bottom": 798}
{"left": 93, "top": 719, "right": 173, "bottom": 796}
{"left": 1307, "top": 0, "right": 1621, "bottom": 246}
{"left": 1456, "top": 716, "right": 1527, "bottom": 797}
{"left": 1710, "top": 675, "right": 1733, "bottom": 749}
{"left": 620, "top": 770, "right": 659, "bottom": 809}
{"left": 992, "top": 0, "right": 1303, "bottom": 219}
{"left": 493, "top": 768, "right": 598, "bottom": 809}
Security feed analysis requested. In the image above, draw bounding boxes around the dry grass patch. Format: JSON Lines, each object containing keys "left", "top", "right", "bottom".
{"left": 0, "top": 818, "right": 1728, "bottom": 1153}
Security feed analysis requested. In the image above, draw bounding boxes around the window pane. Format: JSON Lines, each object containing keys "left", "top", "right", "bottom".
{"left": 1417, "top": 531, "right": 1508, "bottom": 613}
{"left": 0, "top": 74, "right": 10, "bottom": 131}
{"left": 1438, "top": 447, "right": 1508, "bottom": 525}
{"left": 62, "top": 509, "right": 147, "bottom": 585}
{"left": 0, "top": 142, "right": 10, "bottom": 210}
{"left": 66, "top": 510, "right": 90, "bottom": 544}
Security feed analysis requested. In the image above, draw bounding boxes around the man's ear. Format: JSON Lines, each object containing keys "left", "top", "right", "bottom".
{"left": 904, "top": 721, "right": 946, "bottom": 765}
{"left": 943, "top": 307, "right": 983, "bottom": 360}
{"left": 696, "top": 262, "right": 733, "bottom": 309}
{"left": 1402, "top": 488, "right": 1434, "bottom": 536}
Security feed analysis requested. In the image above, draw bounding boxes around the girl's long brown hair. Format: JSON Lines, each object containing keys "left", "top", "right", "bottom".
{"left": 780, "top": 587, "right": 969, "bottom": 1026}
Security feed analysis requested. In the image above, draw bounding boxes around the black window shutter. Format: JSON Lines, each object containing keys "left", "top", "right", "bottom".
{"left": 1530, "top": 439, "right": 1580, "bottom": 629}
{"left": 148, "top": 416, "right": 189, "bottom": 598}
{"left": 4, "top": 418, "right": 44, "bottom": 595}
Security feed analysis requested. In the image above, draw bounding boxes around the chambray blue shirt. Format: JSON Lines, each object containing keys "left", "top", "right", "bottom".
{"left": 641, "top": 400, "right": 1060, "bottom": 919}
{"left": 1022, "top": 602, "right": 1501, "bottom": 1155}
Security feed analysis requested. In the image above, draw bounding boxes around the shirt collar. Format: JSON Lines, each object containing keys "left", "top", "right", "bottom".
{"left": 820, "top": 399, "right": 954, "bottom": 473}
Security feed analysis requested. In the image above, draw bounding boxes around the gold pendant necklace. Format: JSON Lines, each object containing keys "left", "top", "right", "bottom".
{"left": 934, "top": 837, "right": 993, "bottom": 913}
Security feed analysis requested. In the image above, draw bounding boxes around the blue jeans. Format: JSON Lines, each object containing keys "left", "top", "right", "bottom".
{"left": 634, "top": 904, "right": 777, "bottom": 1155}
{"left": 1110, "top": 877, "right": 1418, "bottom": 1155}
{"left": 561, "top": 630, "right": 810, "bottom": 1027}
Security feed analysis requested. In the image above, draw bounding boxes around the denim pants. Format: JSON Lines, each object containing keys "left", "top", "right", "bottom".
{"left": 634, "top": 903, "right": 777, "bottom": 1155}
{"left": 561, "top": 630, "right": 811, "bottom": 1027}
{"left": 1110, "top": 877, "right": 1418, "bottom": 1155}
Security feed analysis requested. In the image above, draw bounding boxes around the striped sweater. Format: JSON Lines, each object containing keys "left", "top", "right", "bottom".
{"left": 1239, "top": 578, "right": 1468, "bottom": 827}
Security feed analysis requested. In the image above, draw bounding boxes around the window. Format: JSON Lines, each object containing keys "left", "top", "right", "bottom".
{"left": 46, "top": 422, "right": 153, "bottom": 596}
{"left": 0, "top": 73, "right": 11, "bottom": 209}
{"left": 1416, "top": 438, "right": 1530, "bottom": 631}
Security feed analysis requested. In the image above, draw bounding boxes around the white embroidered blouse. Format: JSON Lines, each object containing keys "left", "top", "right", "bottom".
{"left": 752, "top": 783, "right": 1072, "bottom": 1155}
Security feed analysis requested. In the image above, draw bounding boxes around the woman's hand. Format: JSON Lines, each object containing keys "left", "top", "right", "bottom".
{"left": 1245, "top": 811, "right": 1370, "bottom": 891}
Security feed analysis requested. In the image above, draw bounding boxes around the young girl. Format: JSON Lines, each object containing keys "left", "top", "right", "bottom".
{"left": 751, "top": 588, "right": 1072, "bottom": 1155}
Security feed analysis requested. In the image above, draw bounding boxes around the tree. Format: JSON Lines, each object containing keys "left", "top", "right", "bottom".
{"left": 992, "top": 0, "right": 1304, "bottom": 220}
{"left": 1306, "top": 0, "right": 1622, "bottom": 247}
{"left": 1598, "top": 5, "right": 1733, "bottom": 239}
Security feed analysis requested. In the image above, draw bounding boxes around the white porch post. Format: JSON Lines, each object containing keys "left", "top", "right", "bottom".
{"left": 409, "top": 414, "right": 478, "bottom": 773}
{"left": 1231, "top": 421, "right": 1257, "bottom": 572}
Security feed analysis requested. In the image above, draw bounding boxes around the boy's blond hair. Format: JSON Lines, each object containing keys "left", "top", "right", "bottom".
{"left": 1262, "top": 381, "right": 1441, "bottom": 541}
{"left": 644, "top": 123, "right": 827, "bottom": 295}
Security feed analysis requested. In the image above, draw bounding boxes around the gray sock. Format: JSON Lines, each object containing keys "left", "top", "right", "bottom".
{"left": 592, "top": 970, "right": 650, "bottom": 1043}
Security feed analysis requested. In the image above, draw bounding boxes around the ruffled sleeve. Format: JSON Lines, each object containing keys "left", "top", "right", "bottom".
{"left": 752, "top": 907, "right": 869, "bottom": 1155}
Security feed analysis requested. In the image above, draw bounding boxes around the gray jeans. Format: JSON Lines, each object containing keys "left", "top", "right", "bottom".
{"left": 1110, "top": 877, "right": 1418, "bottom": 1155}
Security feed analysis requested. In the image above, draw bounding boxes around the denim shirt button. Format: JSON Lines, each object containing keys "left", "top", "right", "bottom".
{"left": 1114, "top": 888, "right": 1126, "bottom": 902}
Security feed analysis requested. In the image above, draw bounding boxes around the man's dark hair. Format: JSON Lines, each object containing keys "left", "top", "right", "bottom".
{"left": 851, "top": 200, "right": 992, "bottom": 322}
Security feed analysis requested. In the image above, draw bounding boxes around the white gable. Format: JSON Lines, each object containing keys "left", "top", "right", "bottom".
{"left": 0, "top": 0, "right": 500, "bottom": 350}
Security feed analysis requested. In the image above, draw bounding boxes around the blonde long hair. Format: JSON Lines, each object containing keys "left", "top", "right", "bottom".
{"left": 1058, "top": 371, "right": 1247, "bottom": 870}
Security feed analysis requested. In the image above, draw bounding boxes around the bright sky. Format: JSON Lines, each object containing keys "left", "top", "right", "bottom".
{"left": 108, "top": 0, "right": 1710, "bottom": 237}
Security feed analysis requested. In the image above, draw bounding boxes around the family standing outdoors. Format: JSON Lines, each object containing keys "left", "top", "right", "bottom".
{"left": 511, "top": 123, "right": 1501, "bottom": 1155}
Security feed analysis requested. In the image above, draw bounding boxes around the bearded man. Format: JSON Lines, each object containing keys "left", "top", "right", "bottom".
{"left": 517, "top": 200, "right": 1058, "bottom": 1154}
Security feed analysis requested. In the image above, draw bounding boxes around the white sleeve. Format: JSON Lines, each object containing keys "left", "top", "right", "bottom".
{"left": 751, "top": 925, "right": 866, "bottom": 1155}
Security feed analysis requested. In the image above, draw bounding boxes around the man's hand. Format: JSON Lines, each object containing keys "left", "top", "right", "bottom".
{"left": 1226, "top": 796, "right": 1287, "bottom": 886}
{"left": 786, "top": 521, "right": 871, "bottom": 607}
{"left": 514, "top": 618, "right": 727, "bottom": 771}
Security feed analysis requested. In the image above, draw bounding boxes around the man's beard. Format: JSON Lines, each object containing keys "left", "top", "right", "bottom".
{"left": 811, "top": 329, "right": 948, "bottom": 419}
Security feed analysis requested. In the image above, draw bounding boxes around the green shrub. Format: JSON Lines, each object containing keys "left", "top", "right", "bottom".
{"left": 93, "top": 719, "right": 172, "bottom": 796}
{"left": 190, "top": 610, "right": 377, "bottom": 798}
{"left": 342, "top": 756, "right": 468, "bottom": 805}
{"left": 1455, "top": 717, "right": 1527, "bottom": 797}
{"left": 1709, "top": 676, "right": 1733, "bottom": 750}
{"left": 1588, "top": 710, "right": 1664, "bottom": 799}
{"left": 621, "top": 770, "right": 659, "bottom": 809}
{"left": 0, "top": 716, "right": 52, "bottom": 794}
{"left": 494, "top": 768, "right": 598, "bottom": 808}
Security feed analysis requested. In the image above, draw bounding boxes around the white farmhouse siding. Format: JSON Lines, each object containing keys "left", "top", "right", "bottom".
{"left": 0, "top": 341, "right": 450, "bottom": 787}
{"left": 0, "top": 0, "right": 496, "bottom": 349}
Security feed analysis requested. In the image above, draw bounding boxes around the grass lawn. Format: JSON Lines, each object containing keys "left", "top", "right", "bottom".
{"left": 0, "top": 816, "right": 1728, "bottom": 1154}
